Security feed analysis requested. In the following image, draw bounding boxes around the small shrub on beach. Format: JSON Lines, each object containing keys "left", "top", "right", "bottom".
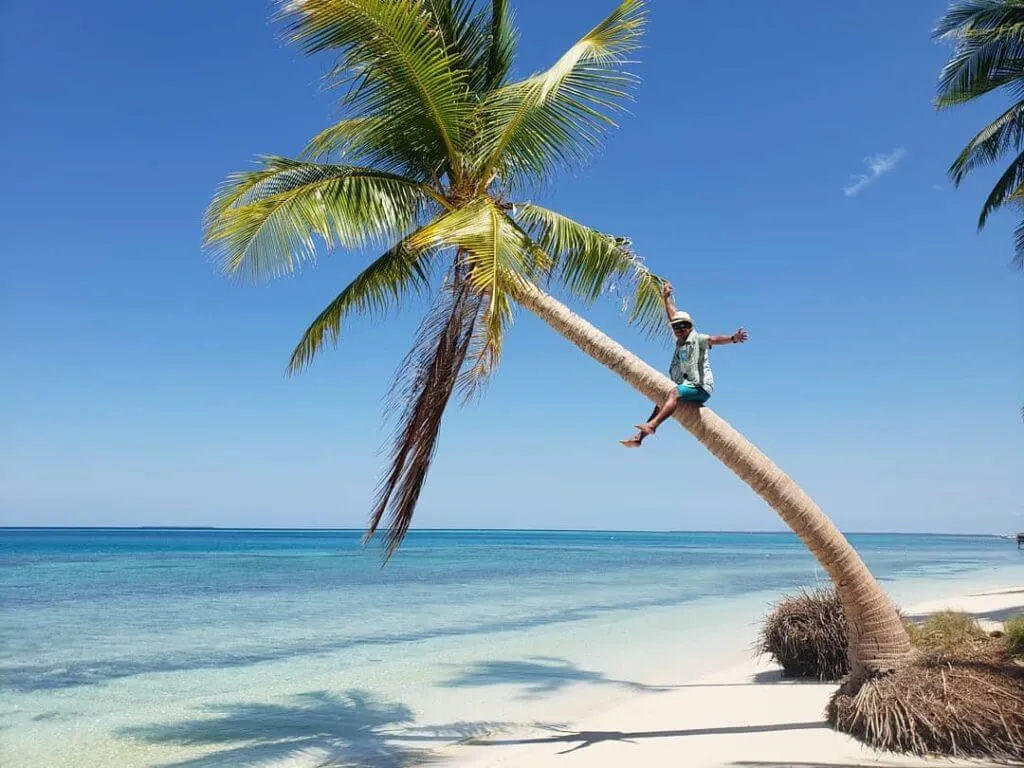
{"left": 901, "top": 617, "right": 922, "bottom": 646}
{"left": 828, "top": 640, "right": 1024, "bottom": 761}
{"left": 759, "top": 587, "right": 848, "bottom": 681}
{"left": 905, "top": 610, "right": 989, "bottom": 655}
{"left": 1005, "top": 614, "right": 1024, "bottom": 657}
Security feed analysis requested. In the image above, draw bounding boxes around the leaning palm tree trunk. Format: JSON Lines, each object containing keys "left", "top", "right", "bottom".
{"left": 516, "top": 280, "right": 911, "bottom": 681}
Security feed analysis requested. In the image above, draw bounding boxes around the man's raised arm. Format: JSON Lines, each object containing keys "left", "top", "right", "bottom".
{"left": 708, "top": 328, "right": 749, "bottom": 347}
{"left": 661, "top": 281, "right": 678, "bottom": 323}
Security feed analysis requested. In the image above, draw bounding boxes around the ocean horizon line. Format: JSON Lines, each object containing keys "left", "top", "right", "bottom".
{"left": 0, "top": 526, "right": 1011, "bottom": 538}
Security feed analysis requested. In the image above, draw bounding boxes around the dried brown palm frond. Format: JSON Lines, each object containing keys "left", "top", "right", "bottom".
{"left": 367, "top": 270, "right": 482, "bottom": 558}
{"left": 828, "top": 642, "right": 1024, "bottom": 761}
{"left": 759, "top": 587, "right": 849, "bottom": 681}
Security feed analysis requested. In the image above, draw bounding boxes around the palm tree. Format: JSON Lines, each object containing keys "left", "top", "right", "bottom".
{"left": 205, "top": 0, "right": 910, "bottom": 681}
{"left": 935, "top": 0, "right": 1024, "bottom": 269}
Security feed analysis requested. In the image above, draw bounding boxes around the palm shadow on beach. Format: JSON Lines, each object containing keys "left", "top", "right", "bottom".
{"left": 440, "top": 656, "right": 678, "bottom": 698}
{"left": 120, "top": 689, "right": 510, "bottom": 768}
{"left": 466, "top": 721, "right": 827, "bottom": 755}
{"left": 671, "top": 668, "right": 831, "bottom": 688}
{"left": 441, "top": 657, "right": 808, "bottom": 697}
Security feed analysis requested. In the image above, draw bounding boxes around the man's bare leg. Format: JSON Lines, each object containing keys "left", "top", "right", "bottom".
{"left": 620, "top": 390, "right": 679, "bottom": 447}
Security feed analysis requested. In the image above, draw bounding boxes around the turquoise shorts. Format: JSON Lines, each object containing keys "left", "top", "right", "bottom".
{"left": 677, "top": 382, "right": 711, "bottom": 403}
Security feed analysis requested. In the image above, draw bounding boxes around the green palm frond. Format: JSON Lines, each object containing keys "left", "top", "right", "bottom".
{"left": 1015, "top": 220, "right": 1024, "bottom": 266}
{"left": 407, "top": 197, "right": 548, "bottom": 275}
{"left": 281, "top": 0, "right": 473, "bottom": 178}
{"left": 475, "top": 0, "right": 517, "bottom": 92}
{"left": 405, "top": 197, "right": 547, "bottom": 390}
{"left": 288, "top": 236, "right": 437, "bottom": 374}
{"left": 514, "top": 203, "right": 664, "bottom": 334}
{"left": 976, "top": 147, "right": 1024, "bottom": 227}
{"left": 934, "top": 0, "right": 1024, "bottom": 107}
{"left": 935, "top": 0, "right": 1024, "bottom": 36}
{"left": 473, "top": 0, "right": 645, "bottom": 187}
{"left": 297, "top": 116, "right": 402, "bottom": 168}
{"left": 949, "top": 101, "right": 1024, "bottom": 183}
{"left": 936, "top": 1, "right": 1024, "bottom": 266}
{"left": 420, "top": 1, "right": 516, "bottom": 94}
{"left": 422, "top": 0, "right": 478, "bottom": 51}
{"left": 204, "top": 156, "right": 435, "bottom": 281}
{"left": 456, "top": 291, "right": 502, "bottom": 401}
{"left": 301, "top": 117, "right": 380, "bottom": 161}
{"left": 458, "top": 204, "right": 519, "bottom": 387}
{"left": 1011, "top": 197, "right": 1024, "bottom": 266}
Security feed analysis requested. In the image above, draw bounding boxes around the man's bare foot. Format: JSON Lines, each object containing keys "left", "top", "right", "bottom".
{"left": 620, "top": 423, "right": 655, "bottom": 448}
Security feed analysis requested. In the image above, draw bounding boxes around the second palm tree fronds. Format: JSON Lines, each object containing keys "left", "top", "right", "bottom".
{"left": 935, "top": 0, "right": 1024, "bottom": 268}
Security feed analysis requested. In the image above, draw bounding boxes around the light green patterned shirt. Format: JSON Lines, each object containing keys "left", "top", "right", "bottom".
{"left": 669, "top": 332, "right": 714, "bottom": 393}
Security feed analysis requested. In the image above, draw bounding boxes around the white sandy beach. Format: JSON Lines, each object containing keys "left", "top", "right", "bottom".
{"left": 442, "top": 585, "right": 1024, "bottom": 768}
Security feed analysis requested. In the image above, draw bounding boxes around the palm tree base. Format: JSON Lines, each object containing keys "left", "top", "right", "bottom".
{"left": 826, "top": 649, "right": 1024, "bottom": 761}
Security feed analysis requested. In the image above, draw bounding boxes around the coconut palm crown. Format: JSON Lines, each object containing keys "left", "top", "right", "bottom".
{"left": 935, "top": 0, "right": 1024, "bottom": 268}
{"left": 204, "top": 0, "right": 663, "bottom": 555}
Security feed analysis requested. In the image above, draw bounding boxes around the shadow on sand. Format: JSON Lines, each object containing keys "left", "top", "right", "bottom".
{"left": 670, "top": 668, "right": 831, "bottom": 688}
{"left": 466, "top": 721, "right": 827, "bottom": 755}
{"left": 121, "top": 689, "right": 509, "bottom": 768}
{"left": 440, "top": 656, "right": 677, "bottom": 698}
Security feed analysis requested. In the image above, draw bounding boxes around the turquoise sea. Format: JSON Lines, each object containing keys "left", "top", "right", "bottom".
{"left": 2, "top": 528, "right": 1023, "bottom": 767}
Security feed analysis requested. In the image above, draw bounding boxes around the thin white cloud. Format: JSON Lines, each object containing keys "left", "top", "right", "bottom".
{"left": 843, "top": 148, "right": 907, "bottom": 197}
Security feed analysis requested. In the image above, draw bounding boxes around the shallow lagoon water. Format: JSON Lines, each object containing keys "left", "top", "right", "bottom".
{"left": 2, "top": 528, "right": 1022, "bottom": 767}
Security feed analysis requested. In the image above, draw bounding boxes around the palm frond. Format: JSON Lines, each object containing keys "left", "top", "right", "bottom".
{"left": 300, "top": 115, "right": 442, "bottom": 180}
{"left": 281, "top": 0, "right": 473, "bottom": 178}
{"left": 369, "top": 274, "right": 482, "bottom": 557}
{"left": 934, "top": 0, "right": 1024, "bottom": 107}
{"left": 457, "top": 289, "right": 503, "bottom": 401}
{"left": 949, "top": 101, "right": 1024, "bottom": 183}
{"left": 420, "top": 0, "right": 516, "bottom": 94}
{"left": 405, "top": 197, "right": 547, "bottom": 391}
{"left": 458, "top": 204, "right": 518, "bottom": 390}
{"left": 287, "top": 235, "right": 437, "bottom": 374}
{"left": 1011, "top": 198, "right": 1024, "bottom": 268}
{"left": 422, "top": 0, "right": 477, "bottom": 48}
{"left": 301, "top": 117, "right": 380, "bottom": 161}
{"left": 476, "top": 0, "right": 516, "bottom": 92}
{"left": 407, "top": 197, "right": 549, "bottom": 274}
{"left": 473, "top": 0, "right": 645, "bottom": 188}
{"left": 421, "top": 0, "right": 481, "bottom": 73}
{"left": 934, "top": 0, "right": 1024, "bottom": 36}
{"left": 204, "top": 156, "right": 434, "bottom": 281}
{"left": 976, "top": 147, "right": 1024, "bottom": 228}
{"left": 514, "top": 203, "right": 664, "bottom": 334}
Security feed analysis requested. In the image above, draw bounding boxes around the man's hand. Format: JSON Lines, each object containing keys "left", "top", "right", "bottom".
{"left": 661, "top": 281, "right": 673, "bottom": 300}
{"left": 709, "top": 328, "right": 749, "bottom": 346}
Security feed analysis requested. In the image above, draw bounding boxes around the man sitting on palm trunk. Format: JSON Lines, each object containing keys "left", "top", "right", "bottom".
{"left": 621, "top": 282, "right": 748, "bottom": 448}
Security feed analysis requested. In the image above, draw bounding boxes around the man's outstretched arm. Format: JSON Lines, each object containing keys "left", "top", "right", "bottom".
{"left": 661, "top": 281, "right": 678, "bottom": 322}
{"left": 708, "top": 328, "right": 749, "bottom": 347}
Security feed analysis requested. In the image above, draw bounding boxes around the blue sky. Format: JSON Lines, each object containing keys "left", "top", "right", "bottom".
{"left": 1, "top": 1, "right": 1020, "bottom": 534}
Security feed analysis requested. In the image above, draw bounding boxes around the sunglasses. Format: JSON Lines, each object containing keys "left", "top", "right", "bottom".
{"left": 671, "top": 323, "right": 692, "bottom": 330}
